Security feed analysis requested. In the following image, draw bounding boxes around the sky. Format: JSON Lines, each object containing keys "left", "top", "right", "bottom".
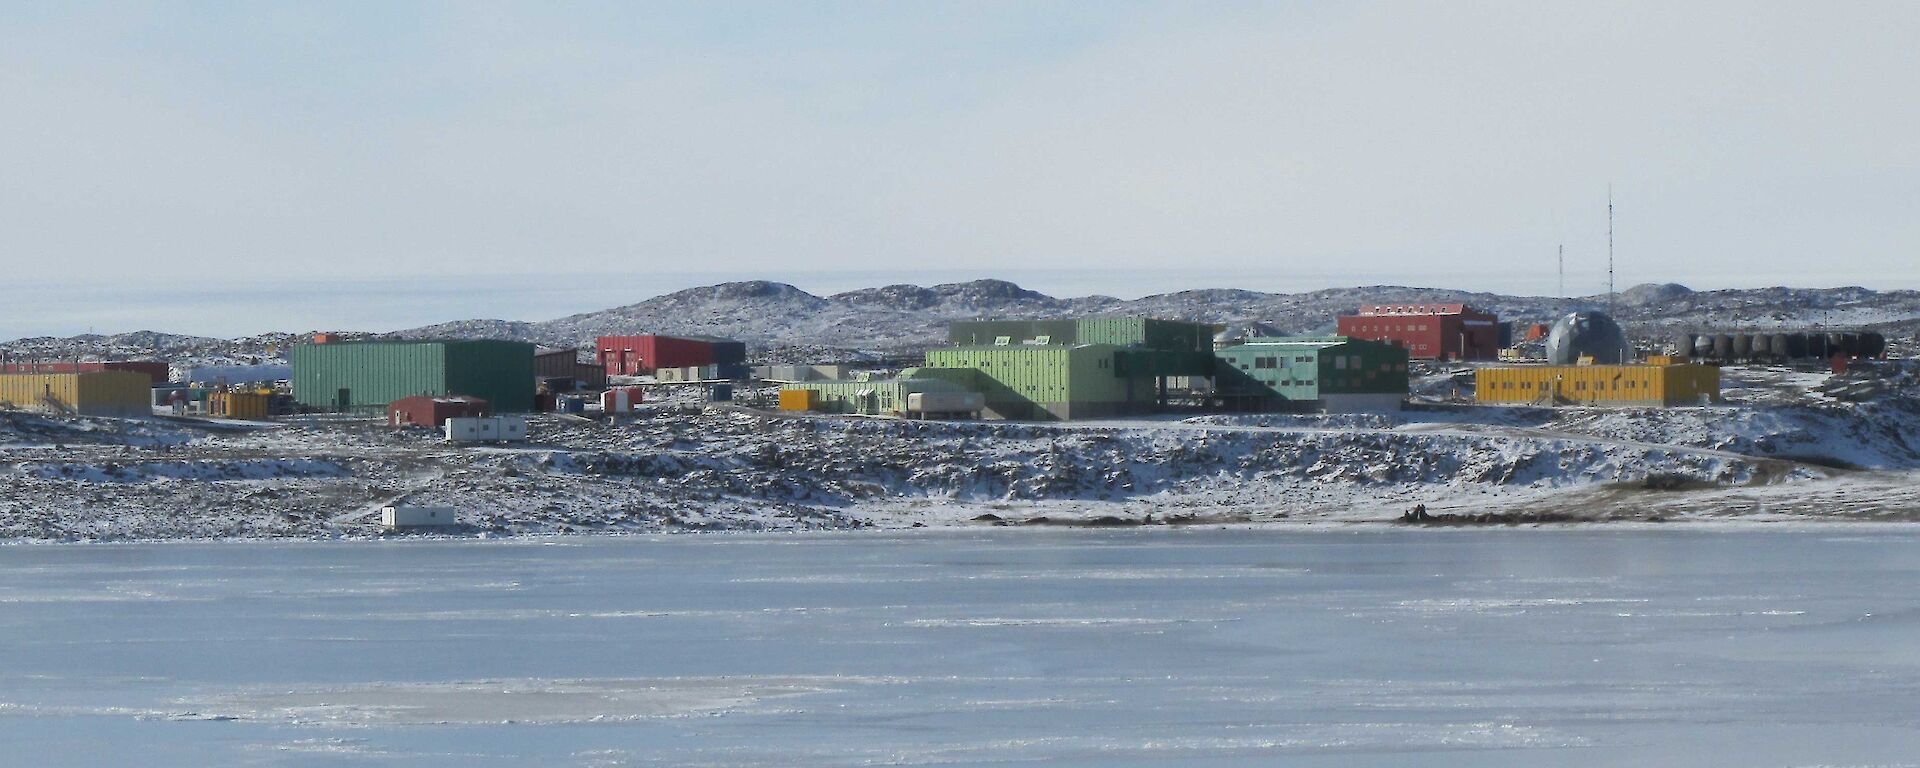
{"left": 2, "top": 2, "right": 1918, "bottom": 338}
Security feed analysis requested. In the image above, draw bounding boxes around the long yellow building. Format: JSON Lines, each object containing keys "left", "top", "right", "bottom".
{"left": 0, "top": 372, "right": 153, "bottom": 418}
{"left": 1476, "top": 364, "right": 1720, "bottom": 407}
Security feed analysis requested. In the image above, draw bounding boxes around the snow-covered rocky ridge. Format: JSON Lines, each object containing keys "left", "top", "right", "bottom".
{"left": 5, "top": 374, "right": 1919, "bottom": 540}
{"left": 8, "top": 279, "right": 1919, "bottom": 364}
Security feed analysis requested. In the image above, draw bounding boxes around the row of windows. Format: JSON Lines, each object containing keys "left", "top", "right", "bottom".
{"left": 1496, "top": 379, "right": 1643, "bottom": 391}
{"left": 1352, "top": 324, "right": 1432, "bottom": 333}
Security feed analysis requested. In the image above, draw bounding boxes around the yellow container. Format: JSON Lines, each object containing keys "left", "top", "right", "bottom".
{"left": 1475, "top": 364, "right": 1719, "bottom": 407}
{"left": 779, "top": 388, "right": 819, "bottom": 411}
{"left": 208, "top": 390, "right": 271, "bottom": 419}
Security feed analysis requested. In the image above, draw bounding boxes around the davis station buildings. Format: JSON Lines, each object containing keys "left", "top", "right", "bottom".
{"left": 291, "top": 338, "right": 537, "bottom": 413}
{"left": 596, "top": 335, "right": 746, "bottom": 378}
{"left": 1337, "top": 304, "right": 1500, "bottom": 361}
{"left": 0, "top": 371, "right": 152, "bottom": 417}
{"left": 783, "top": 316, "right": 1415, "bottom": 420}
{"left": 1213, "top": 336, "right": 1411, "bottom": 413}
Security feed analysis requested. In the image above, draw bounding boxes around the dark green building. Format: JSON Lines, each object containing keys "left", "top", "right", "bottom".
{"left": 1213, "top": 336, "right": 1408, "bottom": 413}
{"left": 292, "top": 339, "right": 537, "bottom": 413}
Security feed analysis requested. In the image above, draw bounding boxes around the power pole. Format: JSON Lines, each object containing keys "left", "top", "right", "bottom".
{"left": 1606, "top": 185, "right": 1616, "bottom": 316}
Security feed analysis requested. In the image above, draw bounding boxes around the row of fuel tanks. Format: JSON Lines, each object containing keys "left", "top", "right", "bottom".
{"left": 1671, "top": 330, "right": 1888, "bottom": 362}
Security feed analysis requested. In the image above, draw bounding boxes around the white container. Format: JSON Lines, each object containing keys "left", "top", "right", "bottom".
{"left": 381, "top": 506, "right": 458, "bottom": 529}
{"left": 445, "top": 417, "right": 484, "bottom": 442}
{"left": 445, "top": 416, "right": 529, "bottom": 443}
{"left": 907, "top": 391, "right": 985, "bottom": 415}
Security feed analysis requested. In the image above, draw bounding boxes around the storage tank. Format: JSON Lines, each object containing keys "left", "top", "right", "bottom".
{"left": 1769, "top": 333, "right": 1792, "bottom": 360}
{"left": 1828, "top": 333, "right": 1850, "bottom": 358}
{"left": 1807, "top": 334, "right": 1829, "bottom": 360}
{"left": 1545, "top": 311, "right": 1631, "bottom": 365}
{"left": 1712, "top": 334, "right": 1734, "bottom": 359}
{"left": 1860, "top": 332, "right": 1887, "bottom": 359}
{"left": 1731, "top": 334, "right": 1753, "bottom": 358}
{"left": 1693, "top": 335, "right": 1715, "bottom": 358}
{"left": 1670, "top": 333, "right": 1695, "bottom": 358}
{"left": 1749, "top": 334, "right": 1771, "bottom": 357}
{"left": 1838, "top": 332, "right": 1861, "bottom": 358}
{"left": 1784, "top": 333, "right": 1809, "bottom": 359}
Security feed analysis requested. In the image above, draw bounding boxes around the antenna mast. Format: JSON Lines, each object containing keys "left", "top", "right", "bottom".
{"left": 1606, "top": 185, "right": 1616, "bottom": 316}
{"left": 1557, "top": 244, "right": 1565, "bottom": 299}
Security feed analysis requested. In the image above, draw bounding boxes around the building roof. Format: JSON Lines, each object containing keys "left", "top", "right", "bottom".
{"left": 1234, "top": 335, "right": 1365, "bottom": 350}
{"left": 1354, "top": 303, "right": 1489, "bottom": 316}
{"left": 935, "top": 343, "right": 1119, "bottom": 352}
{"left": 301, "top": 338, "right": 531, "bottom": 347}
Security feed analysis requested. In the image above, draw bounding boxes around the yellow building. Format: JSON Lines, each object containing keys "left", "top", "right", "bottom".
{"left": 0, "top": 372, "right": 153, "bottom": 418}
{"left": 1475, "top": 364, "right": 1720, "bottom": 407}
{"left": 206, "top": 389, "right": 272, "bottom": 419}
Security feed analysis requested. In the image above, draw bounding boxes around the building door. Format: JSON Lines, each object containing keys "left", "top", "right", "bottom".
{"left": 336, "top": 388, "right": 351, "bottom": 412}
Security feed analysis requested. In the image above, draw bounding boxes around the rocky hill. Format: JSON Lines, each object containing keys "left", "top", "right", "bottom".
{"left": 7, "top": 279, "right": 1920, "bottom": 363}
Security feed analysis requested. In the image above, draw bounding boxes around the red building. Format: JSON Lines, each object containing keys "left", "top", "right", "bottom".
{"left": 0, "top": 360, "right": 171, "bottom": 385}
{"left": 1335, "top": 304, "right": 1500, "bottom": 361}
{"left": 596, "top": 335, "right": 718, "bottom": 376}
{"left": 387, "top": 395, "right": 490, "bottom": 428}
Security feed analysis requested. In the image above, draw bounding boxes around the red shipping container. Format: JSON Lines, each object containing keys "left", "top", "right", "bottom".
{"left": 596, "top": 335, "right": 717, "bottom": 376}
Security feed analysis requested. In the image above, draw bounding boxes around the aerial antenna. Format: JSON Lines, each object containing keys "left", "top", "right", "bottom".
{"left": 1557, "top": 243, "right": 1565, "bottom": 300}
{"left": 1606, "top": 185, "right": 1616, "bottom": 316}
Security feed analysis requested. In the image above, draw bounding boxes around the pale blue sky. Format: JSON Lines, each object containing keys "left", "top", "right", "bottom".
{"left": 2, "top": 2, "right": 1918, "bottom": 338}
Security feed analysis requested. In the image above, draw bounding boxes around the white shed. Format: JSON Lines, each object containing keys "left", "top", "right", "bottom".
{"left": 381, "top": 506, "right": 458, "bottom": 530}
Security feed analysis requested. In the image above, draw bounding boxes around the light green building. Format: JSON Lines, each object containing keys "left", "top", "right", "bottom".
{"left": 1212, "top": 336, "right": 1408, "bottom": 413}
{"left": 922, "top": 344, "right": 1167, "bottom": 421}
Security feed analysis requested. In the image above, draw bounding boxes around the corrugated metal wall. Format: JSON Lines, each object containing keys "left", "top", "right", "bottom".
{"left": 1476, "top": 364, "right": 1720, "bottom": 406}
{"left": 294, "top": 341, "right": 535, "bottom": 413}
{"left": 0, "top": 372, "right": 151, "bottom": 417}
{"left": 443, "top": 341, "right": 537, "bottom": 412}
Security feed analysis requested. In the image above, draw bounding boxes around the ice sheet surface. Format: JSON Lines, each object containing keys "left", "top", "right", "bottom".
{"left": 3, "top": 528, "right": 1920, "bottom": 766}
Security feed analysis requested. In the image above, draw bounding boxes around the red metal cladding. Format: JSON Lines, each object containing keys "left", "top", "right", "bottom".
{"left": 596, "top": 335, "right": 718, "bottom": 376}
{"left": 0, "top": 361, "right": 170, "bottom": 384}
{"left": 387, "top": 395, "right": 491, "bottom": 427}
{"left": 1337, "top": 305, "right": 1500, "bottom": 361}
{"left": 533, "top": 348, "right": 581, "bottom": 379}
{"left": 601, "top": 386, "right": 644, "bottom": 413}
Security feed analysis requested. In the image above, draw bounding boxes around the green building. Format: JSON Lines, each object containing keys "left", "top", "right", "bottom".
{"left": 1213, "top": 336, "right": 1409, "bottom": 413}
{"left": 292, "top": 339, "right": 537, "bottom": 413}
{"left": 923, "top": 316, "right": 1222, "bottom": 421}
{"left": 925, "top": 344, "right": 1165, "bottom": 420}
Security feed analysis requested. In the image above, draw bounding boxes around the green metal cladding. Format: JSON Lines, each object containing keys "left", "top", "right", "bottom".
{"left": 924, "top": 344, "right": 1157, "bottom": 420}
{"left": 1213, "top": 336, "right": 1408, "bottom": 404}
{"left": 292, "top": 340, "right": 537, "bottom": 413}
{"left": 947, "top": 317, "right": 1214, "bottom": 353}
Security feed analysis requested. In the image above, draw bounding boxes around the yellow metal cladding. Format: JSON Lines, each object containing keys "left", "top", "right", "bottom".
{"left": 0, "top": 372, "right": 152, "bottom": 417}
{"left": 1475, "top": 364, "right": 1720, "bottom": 407}
{"left": 778, "top": 389, "right": 819, "bottom": 412}
{"left": 207, "top": 390, "right": 271, "bottom": 419}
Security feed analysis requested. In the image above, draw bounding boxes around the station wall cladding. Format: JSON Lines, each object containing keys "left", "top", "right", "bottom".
{"left": 1673, "top": 330, "right": 1887, "bottom": 362}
